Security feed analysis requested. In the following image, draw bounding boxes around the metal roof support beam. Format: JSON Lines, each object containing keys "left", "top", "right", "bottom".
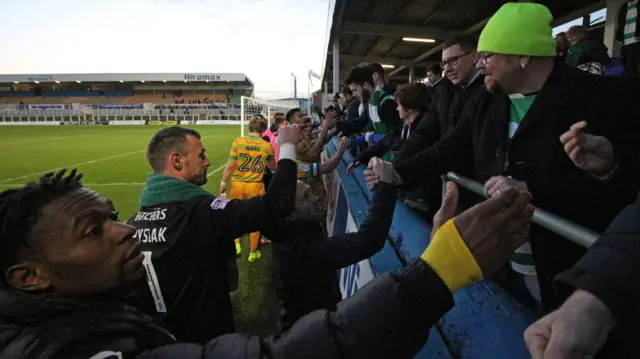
{"left": 551, "top": 0, "right": 607, "bottom": 27}
{"left": 388, "top": 18, "right": 490, "bottom": 76}
{"left": 325, "top": 70, "right": 408, "bottom": 80}
{"left": 342, "top": 21, "right": 461, "bottom": 40}
{"left": 388, "top": 0, "right": 556, "bottom": 77}
{"left": 333, "top": 40, "right": 340, "bottom": 95}
{"left": 340, "top": 54, "right": 435, "bottom": 67}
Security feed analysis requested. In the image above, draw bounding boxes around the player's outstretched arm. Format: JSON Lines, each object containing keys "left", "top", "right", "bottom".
{"left": 318, "top": 136, "right": 351, "bottom": 175}
{"left": 294, "top": 181, "right": 396, "bottom": 270}
{"left": 137, "top": 259, "right": 453, "bottom": 359}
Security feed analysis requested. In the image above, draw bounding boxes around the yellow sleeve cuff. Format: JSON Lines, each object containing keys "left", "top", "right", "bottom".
{"left": 421, "top": 219, "right": 484, "bottom": 293}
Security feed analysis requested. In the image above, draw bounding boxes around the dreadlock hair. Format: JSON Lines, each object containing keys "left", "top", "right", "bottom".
{"left": 0, "top": 169, "right": 84, "bottom": 283}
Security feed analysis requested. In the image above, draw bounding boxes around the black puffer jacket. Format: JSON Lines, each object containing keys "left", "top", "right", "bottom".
{"left": 0, "top": 289, "right": 175, "bottom": 359}
{"left": 0, "top": 258, "right": 454, "bottom": 359}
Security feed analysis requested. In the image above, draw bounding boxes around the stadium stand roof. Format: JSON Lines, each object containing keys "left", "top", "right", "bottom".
{"left": 0, "top": 73, "right": 254, "bottom": 85}
{"left": 322, "top": 0, "right": 606, "bottom": 90}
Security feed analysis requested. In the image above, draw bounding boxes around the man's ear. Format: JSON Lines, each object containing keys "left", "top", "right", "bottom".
{"left": 170, "top": 152, "right": 184, "bottom": 171}
{"left": 6, "top": 263, "right": 51, "bottom": 292}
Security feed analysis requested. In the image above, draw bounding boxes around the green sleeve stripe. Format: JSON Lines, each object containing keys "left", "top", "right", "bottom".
{"left": 229, "top": 155, "right": 237, "bottom": 160}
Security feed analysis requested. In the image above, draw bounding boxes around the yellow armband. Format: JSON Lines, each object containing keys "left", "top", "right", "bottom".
{"left": 421, "top": 219, "right": 484, "bottom": 293}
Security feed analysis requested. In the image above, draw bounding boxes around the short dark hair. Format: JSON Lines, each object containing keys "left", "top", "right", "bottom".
{"left": 0, "top": 169, "right": 85, "bottom": 283}
{"left": 147, "top": 126, "right": 201, "bottom": 172}
{"left": 274, "top": 116, "right": 287, "bottom": 126}
{"left": 285, "top": 108, "right": 301, "bottom": 122}
{"left": 394, "top": 83, "right": 431, "bottom": 111}
{"left": 344, "top": 65, "right": 374, "bottom": 87}
{"left": 427, "top": 64, "right": 443, "bottom": 75}
{"left": 341, "top": 86, "right": 353, "bottom": 96}
{"left": 442, "top": 34, "right": 478, "bottom": 53}
{"left": 273, "top": 112, "right": 285, "bottom": 119}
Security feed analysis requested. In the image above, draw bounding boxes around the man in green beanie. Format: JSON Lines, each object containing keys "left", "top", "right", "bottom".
{"left": 388, "top": 2, "right": 640, "bottom": 339}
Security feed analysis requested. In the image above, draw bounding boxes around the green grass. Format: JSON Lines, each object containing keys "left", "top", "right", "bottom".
{"left": 0, "top": 125, "right": 280, "bottom": 336}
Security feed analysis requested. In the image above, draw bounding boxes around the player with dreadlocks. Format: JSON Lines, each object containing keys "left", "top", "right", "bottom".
{"left": 0, "top": 169, "right": 175, "bottom": 358}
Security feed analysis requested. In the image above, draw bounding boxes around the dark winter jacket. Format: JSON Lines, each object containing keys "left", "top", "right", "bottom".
{"left": 0, "top": 258, "right": 455, "bottom": 359}
{"left": 394, "top": 73, "right": 485, "bottom": 171}
{"left": 355, "top": 110, "right": 426, "bottom": 166}
{"left": 565, "top": 39, "right": 611, "bottom": 73}
{"left": 556, "top": 195, "right": 640, "bottom": 358}
{"left": 270, "top": 183, "right": 397, "bottom": 331}
{"left": 394, "top": 62, "right": 640, "bottom": 310}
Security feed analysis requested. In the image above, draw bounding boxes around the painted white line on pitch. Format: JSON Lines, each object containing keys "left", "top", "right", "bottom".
{"left": 0, "top": 164, "right": 225, "bottom": 186}
{"left": 0, "top": 150, "right": 146, "bottom": 183}
{"left": 0, "top": 135, "right": 219, "bottom": 184}
{"left": 0, "top": 134, "right": 97, "bottom": 146}
{"left": 0, "top": 130, "right": 222, "bottom": 147}
{"left": 207, "top": 164, "right": 226, "bottom": 178}
{"left": 0, "top": 182, "right": 147, "bottom": 187}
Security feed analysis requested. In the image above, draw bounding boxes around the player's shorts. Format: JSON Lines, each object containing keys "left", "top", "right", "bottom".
{"left": 230, "top": 181, "right": 265, "bottom": 200}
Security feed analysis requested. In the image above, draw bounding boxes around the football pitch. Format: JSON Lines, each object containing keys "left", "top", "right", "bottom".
{"left": 0, "top": 125, "right": 280, "bottom": 336}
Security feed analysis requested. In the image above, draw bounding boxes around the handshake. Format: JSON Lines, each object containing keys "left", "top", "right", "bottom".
{"left": 364, "top": 156, "right": 534, "bottom": 282}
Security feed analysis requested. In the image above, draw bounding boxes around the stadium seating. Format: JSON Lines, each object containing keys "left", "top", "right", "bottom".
{"left": 0, "top": 92, "right": 231, "bottom": 105}
{"left": 121, "top": 94, "right": 170, "bottom": 104}
{"left": 229, "top": 94, "right": 243, "bottom": 104}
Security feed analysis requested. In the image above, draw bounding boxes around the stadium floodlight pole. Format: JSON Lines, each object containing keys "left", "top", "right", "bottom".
{"left": 240, "top": 96, "right": 246, "bottom": 137}
{"left": 291, "top": 72, "right": 297, "bottom": 99}
{"left": 308, "top": 69, "right": 321, "bottom": 115}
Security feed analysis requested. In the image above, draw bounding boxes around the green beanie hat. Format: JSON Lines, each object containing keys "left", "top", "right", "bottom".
{"left": 478, "top": 2, "right": 556, "bottom": 57}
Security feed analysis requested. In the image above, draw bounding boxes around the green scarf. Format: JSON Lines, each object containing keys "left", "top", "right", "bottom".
{"left": 140, "top": 173, "right": 212, "bottom": 207}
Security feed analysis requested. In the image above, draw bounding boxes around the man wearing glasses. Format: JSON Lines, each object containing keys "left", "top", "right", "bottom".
{"left": 394, "top": 34, "right": 489, "bottom": 217}
{"left": 396, "top": 35, "right": 485, "bottom": 164}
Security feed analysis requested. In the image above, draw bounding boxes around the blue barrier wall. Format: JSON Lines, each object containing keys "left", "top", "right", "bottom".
{"left": 324, "top": 138, "right": 538, "bottom": 359}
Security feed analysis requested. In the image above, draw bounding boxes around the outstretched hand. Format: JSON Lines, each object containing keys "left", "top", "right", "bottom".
{"left": 559, "top": 121, "right": 615, "bottom": 175}
{"left": 278, "top": 124, "right": 302, "bottom": 145}
{"left": 432, "top": 182, "right": 459, "bottom": 239}
{"left": 455, "top": 188, "right": 533, "bottom": 277}
{"left": 363, "top": 157, "right": 394, "bottom": 185}
{"left": 525, "top": 289, "right": 614, "bottom": 359}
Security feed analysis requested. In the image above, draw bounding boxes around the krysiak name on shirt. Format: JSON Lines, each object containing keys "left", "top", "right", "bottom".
{"left": 134, "top": 227, "right": 167, "bottom": 243}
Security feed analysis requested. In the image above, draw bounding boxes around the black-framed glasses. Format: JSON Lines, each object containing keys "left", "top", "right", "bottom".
{"left": 441, "top": 52, "right": 473, "bottom": 68}
{"left": 478, "top": 52, "right": 495, "bottom": 65}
